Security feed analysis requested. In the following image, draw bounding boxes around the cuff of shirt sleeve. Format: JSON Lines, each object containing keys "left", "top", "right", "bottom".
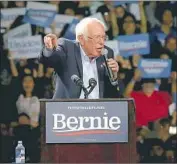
{"left": 43, "top": 47, "right": 54, "bottom": 57}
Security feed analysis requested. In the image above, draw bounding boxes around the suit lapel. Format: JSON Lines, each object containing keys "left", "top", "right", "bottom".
{"left": 96, "top": 56, "right": 105, "bottom": 98}
{"left": 74, "top": 43, "right": 83, "bottom": 78}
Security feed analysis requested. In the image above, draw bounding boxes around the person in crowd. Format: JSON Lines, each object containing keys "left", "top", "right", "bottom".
{"left": 151, "top": 6, "right": 177, "bottom": 44}
{"left": 162, "top": 35, "right": 177, "bottom": 56}
{"left": 96, "top": 1, "right": 119, "bottom": 40}
{"left": 143, "top": 138, "right": 167, "bottom": 163}
{"left": 75, "top": 1, "right": 91, "bottom": 19}
{"left": 114, "top": 5, "right": 128, "bottom": 34}
{"left": 16, "top": 74, "right": 40, "bottom": 128}
{"left": 40, "top": 17, "right": 123, "bottom": 99}
{"left": 121, "top": 1, "right": 147, "bottom": 35}
{"left": 124, "top": 69, "right": 171, "bottom": 126}
{"left": 13, "top": 113, "right": 40, "bottom": 163}
{"left": 0, "top": 50, "right": 20, "bottom": 125}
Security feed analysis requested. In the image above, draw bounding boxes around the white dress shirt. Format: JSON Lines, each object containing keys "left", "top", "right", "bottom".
{"left": 79, "top": 45, "right": 99, "bottom": 99}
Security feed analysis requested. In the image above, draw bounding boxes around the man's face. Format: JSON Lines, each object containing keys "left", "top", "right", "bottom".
{"left": 166, "top": 38, "right": 176, "bottom": 52}
{"left": 162, "top": 10, "right": 173, "bottom": 25}
{"left": 116, "top": 6, "right": 125, "bottom": 18}
{"left": 80, "top": 22, "right": 106, "bottom": 57}
{"left": 142, "top": 82, "right": 155, "bottom": 95}
{"left": 123, "top": 16, "right": 136, "bottom": 35}
{"left": 152, "top": 145, "right": 164, "bottom": 156}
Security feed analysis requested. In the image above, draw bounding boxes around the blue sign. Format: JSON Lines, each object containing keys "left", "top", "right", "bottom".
{"left": 156, "top": 33, "right": 167, "bottom": 46}
{"left": 116, "top": 33, "right": 150, "bottom": 57}
{"left": 113, "top": 1, "right": 138, "bottom": 7}
{"left": 23, "top": 9, "right": 56, "bottom": 27}
{"left": 138, "top": 59, "right": 172, "bottom": 78}
{"left": 46, "top": 101, "right": 128, "bottom": 143}
{"left": 63, "top": 18, "right": 80, "bottom": 40}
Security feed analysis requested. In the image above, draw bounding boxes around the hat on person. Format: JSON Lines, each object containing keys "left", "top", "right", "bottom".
{"left": 141, "top": 78, "right": 156, "bottom": 84}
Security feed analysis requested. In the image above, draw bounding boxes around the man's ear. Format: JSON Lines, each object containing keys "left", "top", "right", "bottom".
{"left": 78, "top": 35, "right": 85, "bottom": 46}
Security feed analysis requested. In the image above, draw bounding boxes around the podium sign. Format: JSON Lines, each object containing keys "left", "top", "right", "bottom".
{"left": 46, "top": 101, "right": 128, "bottom": 143}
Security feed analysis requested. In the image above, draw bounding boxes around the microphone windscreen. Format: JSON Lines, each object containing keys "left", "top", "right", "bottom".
{"left": 101, "top": 48, "right": 108, "bottom": 58}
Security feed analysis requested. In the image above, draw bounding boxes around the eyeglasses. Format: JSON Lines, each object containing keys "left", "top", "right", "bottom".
{"left": 88, "top": 35, "right": 108, "bottom": 43}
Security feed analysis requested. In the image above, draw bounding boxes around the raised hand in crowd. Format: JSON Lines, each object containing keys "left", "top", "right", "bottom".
{"left": 7, "top": 51, "right": 18, "bottom": 77}
{"left": 124, "top": 68, "right": 141, "bottom": 97}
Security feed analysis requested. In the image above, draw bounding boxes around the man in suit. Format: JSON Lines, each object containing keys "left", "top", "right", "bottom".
{"left": 40, "top": 17, "right": 123, "bottom": 99}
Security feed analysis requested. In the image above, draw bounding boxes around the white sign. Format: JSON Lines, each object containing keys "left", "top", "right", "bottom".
{"left": 105, "top": 40, "right": 119, "bottom": 57}
{"left": 128, "top": 3, "right": 141, "bottom": 21}
{"left": 8, "top": 35, "right": 42, "bottom": 59}
{"left": 3, "top": 23, "right": 32, "bottom": 49}
{"left": 1, "top": 8, "right": 26, "bottom": 28}
{"left": 87, "top": 12, "right": 108, "bottom": 31}
{"left": 27, "top": 1, "right": 57, "bottom": 11}
{"left": 45, "top": 14, "right": 75, "bottom": 35}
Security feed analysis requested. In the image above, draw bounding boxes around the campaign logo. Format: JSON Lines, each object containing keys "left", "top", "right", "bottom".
{"left": 46, "top": 101, "right": 128, "bottom": 143}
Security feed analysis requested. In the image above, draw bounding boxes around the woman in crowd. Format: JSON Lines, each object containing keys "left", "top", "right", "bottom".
{"left": 16, "top": 74, "right": 40, "bottom": 128}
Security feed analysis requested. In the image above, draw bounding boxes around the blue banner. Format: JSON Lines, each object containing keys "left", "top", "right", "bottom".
{"left": 46, "top": 101, "right": 129, "bottom": 143}
{"left": 116, "top": 33, "right": 150, "bottom": 57}
{"left": 138, "top": 59, "right": 172, "bottom": 78}
{"left": 63, "top": 18, "right": 80, "bottom": 40}
{"left": 113, "top": 1, "right": 138, "bottom": 7}
{"left": 156, "top": 33, "right": 167, "bottom": 46}
{"left": 23, "top": 9, "right": 56, "bottom": 27}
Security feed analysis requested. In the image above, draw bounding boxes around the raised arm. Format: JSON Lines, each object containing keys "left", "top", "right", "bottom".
{"left": 124, "top": 69, "right": 141, "bottom": 98}
{"left": 8, "top": 51, "right": 18, "bottom": 77}
{"left": 139, "top": 1, "right": 147, "bottom": 33}
{"left": 39, "top": 34, "right": 67, "bottom": 69}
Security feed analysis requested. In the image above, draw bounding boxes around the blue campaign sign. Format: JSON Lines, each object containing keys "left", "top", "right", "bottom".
{"left": 116, "top": 33, "right": 150, "bottom": 57}
{"left": 138, "top": 59, "right": 172, "bottom": 78}
{"left": 23, "top": 9, "right": 56, "bottom": 27}
{"left": 46, "top": 101, "right": 129, "bottom": 143}
{"left": 156, "top": 33, "right": 167, "bottom": 46}
{"left": 63, "top": 18, "right": 80, "bottom": 40}
{"left": 113, "top": 1, "right": 138, "bottom": 7}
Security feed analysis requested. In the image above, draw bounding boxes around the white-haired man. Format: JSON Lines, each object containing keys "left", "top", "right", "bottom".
{"left": 40, "top": 17, "right": 124, "bottom": 99}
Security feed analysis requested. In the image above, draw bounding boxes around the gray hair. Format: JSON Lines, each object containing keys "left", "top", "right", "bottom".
{"left": 75, "top": 17, "right": 105, "bottom": 42}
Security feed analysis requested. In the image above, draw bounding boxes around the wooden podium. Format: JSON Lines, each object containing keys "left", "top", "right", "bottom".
{"left": 39, "top": 98, "right": 137, "bottom": 163}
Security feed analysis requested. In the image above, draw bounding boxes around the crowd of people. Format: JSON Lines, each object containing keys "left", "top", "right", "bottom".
{"left": 0, "top": 1, "right": 176, "bottom": 163}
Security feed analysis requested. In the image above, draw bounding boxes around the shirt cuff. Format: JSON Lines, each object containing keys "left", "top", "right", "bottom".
{"left": 43, "top": 47, "right": 53, "bottom": 57}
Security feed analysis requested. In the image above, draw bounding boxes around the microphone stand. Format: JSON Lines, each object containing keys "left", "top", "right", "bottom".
{"left": 82, "top": 87, "right": 89, "bottom": 99}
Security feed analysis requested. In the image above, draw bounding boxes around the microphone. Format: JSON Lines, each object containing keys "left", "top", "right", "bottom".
{"left": 71, "top": 74, "right": 89, "bottom": 98}
{"left": 101, "top": 48, "right": 118, "bottom": 86}
{"left": 88, "top": 78, "right": 97, "bottom": 95}
{"left": 71, "top": 74, "right": 83, "bottom": 87}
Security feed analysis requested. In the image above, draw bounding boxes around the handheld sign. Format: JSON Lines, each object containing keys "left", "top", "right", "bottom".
{"left": 3, "top": 23, "right": 32, "bottom": 49}
{"left": 23, "top": 9, "right": 56, "bottom": 27}
{"left": 63, "top": 18, "right": 80, "bottom": 40}
{"left": 156, "top": 33, "right": 167, "bottom": 47}
{"left": 116, "top": 33, "right": 150, "bottom": 57}
{"left": 8, "top": 35, "right": 42, "bottom": 59}
{"left": 105, "top": 40, "right": 119, "bottom": 57}
{"left": 1, "top": 8, "right": 26, "bottom": 29}
{"left": 138, "top": 59, "right": 172, "bottom": 78}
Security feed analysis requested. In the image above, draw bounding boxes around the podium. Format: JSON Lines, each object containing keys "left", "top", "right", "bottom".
{"left": 39, "top": 98, "right": 137, "bottom": 163}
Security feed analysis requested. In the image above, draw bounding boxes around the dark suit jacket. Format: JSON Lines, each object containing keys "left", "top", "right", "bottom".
{"left": 39, "top": 38, "right": 124, "bottom": 99}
